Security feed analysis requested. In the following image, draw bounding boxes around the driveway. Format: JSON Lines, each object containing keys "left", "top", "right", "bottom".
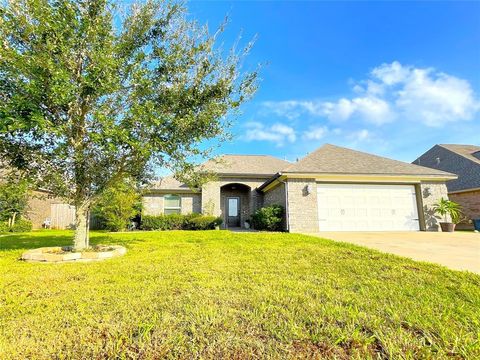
{"left": 308, "top": 231, "right": 480, "bottom": 274}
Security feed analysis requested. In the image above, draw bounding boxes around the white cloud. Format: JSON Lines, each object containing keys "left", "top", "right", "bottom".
{"left": 261, "top": 61, "right": 479, "bottom": 127}
{"left": 322, "top": 96, "right": 394, "bottom": 124}
{"left": 371, "top": 61, "right": 410, "bottom": 85}
{"left": 349, "top": 129, "right": 371, "bottom": 141}
{"left": 243, "top": 122, "right": 296, "bottom": 145}
{"left": 261, "top": 100, "right": 323, "bottom": 120}
{"left": 394, "top": 67, "right": 479, "bottom": 126}
{"left": 303, "top": 126, "right": 328, "bottom": 140}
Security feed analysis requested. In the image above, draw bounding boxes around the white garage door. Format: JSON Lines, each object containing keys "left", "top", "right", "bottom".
{"left": 317, "top": 184, "right": 420, "bottom": 231}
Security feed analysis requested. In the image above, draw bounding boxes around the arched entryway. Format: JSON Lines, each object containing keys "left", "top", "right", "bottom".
{"left": 220, "top": 183, "right": 251, "bottom": 229}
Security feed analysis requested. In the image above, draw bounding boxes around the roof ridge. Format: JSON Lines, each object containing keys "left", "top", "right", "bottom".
{"left": 282, "top": 143, "right": 455, "bottom": 176}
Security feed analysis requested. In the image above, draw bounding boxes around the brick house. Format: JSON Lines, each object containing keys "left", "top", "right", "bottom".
{"left": 413, "top": 144, "right": 480, "bottom": 229}
{"left": 143, "top": 144, "right": 456, "bottom": 232}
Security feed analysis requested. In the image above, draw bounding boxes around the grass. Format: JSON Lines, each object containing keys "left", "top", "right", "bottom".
{"left": 1, "top": 230, "right": 479, "bottom": 359}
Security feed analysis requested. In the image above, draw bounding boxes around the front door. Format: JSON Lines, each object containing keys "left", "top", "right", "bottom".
{"left": 227, "top": 197, "right": 240, "bottom": 227}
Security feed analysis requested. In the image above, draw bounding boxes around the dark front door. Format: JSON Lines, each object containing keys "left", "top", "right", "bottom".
{"left": 227, "top": 197, "right": 240, "bottom": 227}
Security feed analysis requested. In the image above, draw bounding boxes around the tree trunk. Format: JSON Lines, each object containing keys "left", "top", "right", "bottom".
{"left": 73, "top": 202, "right": 90, "bottom": 250}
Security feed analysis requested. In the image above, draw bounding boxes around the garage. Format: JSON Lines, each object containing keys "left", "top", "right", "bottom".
{"left": 317, "top": 184, "right": 420, "bottom": 231}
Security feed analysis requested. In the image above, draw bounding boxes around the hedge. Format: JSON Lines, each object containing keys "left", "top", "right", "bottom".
{"left": 140, "top": 214, "right": 223, "bottom": 231}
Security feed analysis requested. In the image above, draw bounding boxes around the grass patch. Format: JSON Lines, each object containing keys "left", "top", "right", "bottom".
{"left": 1, "top": 230, "right": 479, "bottom": 359}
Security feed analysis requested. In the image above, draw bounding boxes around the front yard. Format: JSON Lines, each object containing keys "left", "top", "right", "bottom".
{"left": 1, "top": 230, "right": 479, "bottom": 359}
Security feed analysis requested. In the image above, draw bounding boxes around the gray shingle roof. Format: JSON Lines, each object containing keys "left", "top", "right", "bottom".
{"left": 149, "top": 176, "right": 193, "bottom": 191}
{"left": 201, "top": 155, "right": 291, "bottom": 176}
{"left": 149, "top": 155, "right": 290, "bottom": 191}
{"left": 439, "top": 144, "right": 480, "bottom": 166}
{"left": 283, "top": 144, "right": 455, "bottom": 177}
{"left": 413, "top": 144, "right": 480, "bottom": 192}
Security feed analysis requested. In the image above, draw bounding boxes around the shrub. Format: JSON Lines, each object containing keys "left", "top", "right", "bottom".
{"left": 10, "top": 219, "right": 33, "bottom": 233}
{"left": 140, "top": 213, "right": 222, "bottom": 231}
{"left": 141, "top": 215, "right": 168, "bottom": 230}
{"left": 0, "top": 222, "right": 9, "bottom": 233}
{"left": 92, "top": 179, "right": 141, "bottom": 231}
{"left": 141, "top": 213, "right": 188, "bottom": 230}
{"left": 251, "top": 205, "right": 284, "bottom": 231}
{"left": 189, "top": 216, "right": 223, "bottom": 230}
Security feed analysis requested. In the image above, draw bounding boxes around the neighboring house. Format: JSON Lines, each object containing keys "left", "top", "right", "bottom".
{"left": 143, "top": 144, "right": 456, "bottom": 232}
{"left": 26, "top": 190, "right": 76, "bottom": 230}
{"left": 0, "top": 168, "right": 75, "bottom": 229}
{"left": 413, "top": 144, "right": 480, "bottom": 228}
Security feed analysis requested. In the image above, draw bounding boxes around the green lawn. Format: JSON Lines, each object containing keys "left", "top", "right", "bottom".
{"left": 1, "top": 230, "right": 479, "bottom": 359}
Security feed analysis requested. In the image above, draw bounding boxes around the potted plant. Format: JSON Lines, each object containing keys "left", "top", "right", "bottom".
{"left": 434, "top": 198, "right": 463, "bottom": 232}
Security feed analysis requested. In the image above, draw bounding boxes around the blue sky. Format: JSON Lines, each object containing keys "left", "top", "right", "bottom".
{"left": 187, "top": 1, "right": 480, "bottom": 164}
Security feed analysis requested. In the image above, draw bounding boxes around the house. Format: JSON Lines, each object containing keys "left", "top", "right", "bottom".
{"left": 413, "top": 144, "right": 480, "bottom": 229}
{"left": 143, "top": 144, "right": 456, "bottom": 232}
{"left": 26, "top": 190, "right": 76, "bottom": 230}
{"left": 0, "top": 167, "right": 75, "bottom": 229}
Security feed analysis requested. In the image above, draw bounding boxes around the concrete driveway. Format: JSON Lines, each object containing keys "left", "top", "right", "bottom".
{"left": 308, "top": 231, "right": 480, "bottom": 274}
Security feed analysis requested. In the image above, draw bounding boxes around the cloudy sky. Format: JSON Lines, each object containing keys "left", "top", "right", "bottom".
{"left": 187, "top": 1, "right": 480, "bottom": 164}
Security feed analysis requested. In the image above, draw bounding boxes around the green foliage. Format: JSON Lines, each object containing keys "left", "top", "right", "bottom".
{"left": 10, "top": 219, "right": 32, "bottom": 233}
{"left": 141, "top": 213, "right": 222, "bottom": 230}
{"left": 92, "top": 180, "right": 140, "bottom": 231}
{"left": 0, "top": 219, "right": 32, "bottom": 233}
{"left": 251, "top": 205, "right": 284, "bottom": 231}
{"left": 188, "top": 215, "right": 223, "bottom": 230}
{"left": 0, "top": 222, "right": 9, "bottom": 233}
{"left": 434, "top": 198, "right": 463, "bottom": 224}
{"left": 0, "top": 178, "right": 29, "bottom": 222}
{"left": 0, "top": 0, "right": 257, "bottom": 248}
{"left": 1, "top": 230, "right": 479, "bottom": 359}
{"left": 141, "top": 214, "right": 186, "bottom": 231}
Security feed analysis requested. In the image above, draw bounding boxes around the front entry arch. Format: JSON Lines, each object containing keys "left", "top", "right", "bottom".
{"left": 220, "top": 183, "right": 251, "bottom": 228}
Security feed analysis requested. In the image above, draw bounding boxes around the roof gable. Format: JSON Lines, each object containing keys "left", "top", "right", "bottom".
{"left": 439, "top": 144, "right": 480, "bottom": 166}
{"left": 283, "top": 144, "right": 453, "bottom": 177}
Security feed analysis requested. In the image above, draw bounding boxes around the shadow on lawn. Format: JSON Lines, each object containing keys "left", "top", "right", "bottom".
{"left": 0, "top": 232, "right": 119, "bottom": 251}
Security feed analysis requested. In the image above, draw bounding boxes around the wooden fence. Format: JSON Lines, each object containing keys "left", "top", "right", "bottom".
{"left": 50, "top": 203, "right": 76, "bottom": 229}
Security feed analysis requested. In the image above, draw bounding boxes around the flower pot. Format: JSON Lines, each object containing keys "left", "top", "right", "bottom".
{"left": 440, "top": 222, "right": 456, "bottom": 232}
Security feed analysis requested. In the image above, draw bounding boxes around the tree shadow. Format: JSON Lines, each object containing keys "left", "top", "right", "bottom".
{"left": 0, "top": 231, "right": 146, "bottom": 251}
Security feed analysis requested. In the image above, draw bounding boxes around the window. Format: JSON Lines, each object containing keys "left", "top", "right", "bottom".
{"left": 164, "top": 194, "right": 181, "bottom": 214}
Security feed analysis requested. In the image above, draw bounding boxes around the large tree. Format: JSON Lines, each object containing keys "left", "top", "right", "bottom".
{"left": 0, "top": 0, "right": 257, "bottom": 249}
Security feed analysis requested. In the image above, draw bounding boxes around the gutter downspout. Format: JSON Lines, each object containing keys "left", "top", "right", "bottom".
{"left": 278, "top": 178, "right": 290, "bottom": 232}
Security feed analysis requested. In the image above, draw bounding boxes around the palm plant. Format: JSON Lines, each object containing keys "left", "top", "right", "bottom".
{"left": 434, "top": 198, "right": 463, "bottom": 224}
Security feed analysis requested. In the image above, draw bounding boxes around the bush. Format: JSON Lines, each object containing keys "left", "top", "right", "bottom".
{"left": 141, "top": 213, "right": 188, "bottom": 230}
{"left": 0, "top": 222, "right": 9, "bottom": 233}
{"left": 189, "top": 216, "right": 223, "bottom": 230}
{"left": 140, "top": 213, "right": 222, "bottom": 231}
{"left": 11, "top": 219, "right": 33, "bottom": 232}
{"left": 92, "top": 179, "right": 141, "bottom": 231}
{"left": 251, "top": 205, "right": 284, "bottom": 231}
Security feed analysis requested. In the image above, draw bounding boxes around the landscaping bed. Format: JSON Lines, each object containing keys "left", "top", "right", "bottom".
{"left": 21, "top": 245, "right": 126, "bottom": 262}
{"left": 1, "top": 230, "right": 479, "bottom": 359}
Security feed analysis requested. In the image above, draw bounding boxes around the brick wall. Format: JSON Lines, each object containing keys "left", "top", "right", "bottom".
{"left": 419, "top": 182, "right": 450, "bottom": 231}
{"left": 263, "top": 182, "right": 287, "bottom": 230}
{"left": 142, "top": 193, "right": 201, "bottom": 216}
{"left": 449, "top": 190, "right": 480, "bottom": 229}
{"left": 286, "top": 179, "right": 318, "bottom": 233}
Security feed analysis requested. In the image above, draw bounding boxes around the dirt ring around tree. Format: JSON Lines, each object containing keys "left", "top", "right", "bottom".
{"left": 21, "top": 245, "right": 127, "bottom": 263}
